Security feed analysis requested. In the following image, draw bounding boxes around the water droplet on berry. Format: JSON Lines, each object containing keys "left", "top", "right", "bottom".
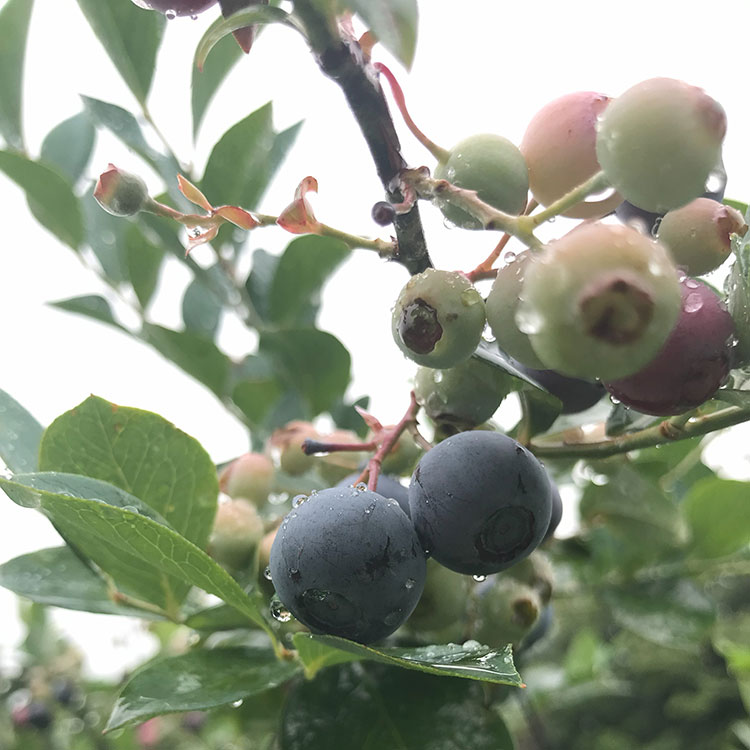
{"left": 405, "top": 578, "right": 416, "bottom": 589}
{"left": 683, "top": 292, "right": 704, "bottom": 313}
{"left": 263, "top": 566, "right": 272, "bottom": 581}
{"left": 515, "top": 305, "right": 544, "bottom": 335}
{"left": 355, "top": 482, "right": 367, "bottom": 492}
{"left": 292, "top": 494, "right": 307, "bottom": 508}
{"left": 609, "top": 395, "right": 621, "bottom": 405}
{"left": 705, "top": 169, "right": 726, "bottom": 195}
{"left": 270, "top": 599, "right": 292, "bottom": 622}
{"left": 504, "top": 251, "right": 517, "bottom": 265}
{"left": 472, "top": 574, "right": 487, "bottom": 582}
{"left": 684, "top": 279, "right": 700, "bottom": 289}
{"left": 651, "top": 217, "right": 663, "bottom": 237}
{"left": 165, "top": 9, "right": 177, "bottom": 19}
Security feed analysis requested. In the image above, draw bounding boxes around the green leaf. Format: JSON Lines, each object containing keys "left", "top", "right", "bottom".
{"left": 184, "top": 603, "right": 262, "bottom": 631}
{"left": 39, "top": 395, "right": 218, "bottom": 549}
{"left": 49, "top": 294, "right": 128, "bottom": 333}
{"left": 245, "top": 248, "right": 280, "bottom": 322}
{"left": 0, "top": 150, "right": 83, "bottom": 249}
{"left": 268, "top": 236, "right": 350, "bottom": 326}
{"left": 75, "top": 0, "right": 165, "bottom": 105}
{"left": 344, "top": 0, "right": 419, "bottom": 69}
{"left": 182, "top": 275, "right": 223, "bottom": 339}
{"left": 194, "top": 6, "right": 299, "bottom": 70}
{"left": 281, "top": 662, "right": 515, "bottom": 750}
{"left": 142, "top": 323, "right": 232, "bottom": 397}
{"left": 292, "top": 634, "right": 523, "bottom": 686}
{"left": 81, "top": 187, "right": 131, "bottom": 282}
{"left": 728, "top": 224, "right": 750, "bottom": 365}
{"left": 0, "top": 388, "right": 43, "bottom": 473}
{"left": 124, "top": 223, "right": 164, "bottom": 310}
{"left": 1, "top": 472, "right": 188, "bottom": 611}
{"left": 201, "top": 104, "right": 302, "bottom": 211}
{"left": 231, "top": 354, "right": 283, "bottom": 426}
{"left": 82, "top": 96, "right": 184, "bottom": 206}
{"left": 683, "top": 478, "right": 750, "bottom": 558}
{"left": 0, "top": 0, "right": 33, "bottom": 149}
{"left": 0, "top": 472, "right": 269, "bottom": 629}
{"left": 260, "top": 328, "right": 350, "bottom": 415}
{"left": 605, "top": 583, "right": 715, "bottom": 653}
{"left": 40, "top": 112, "right": 96, "bottom": 185}
{"left": 0, "top": 546, "right": 162, "bottom": 618}
{"left": 192, "top": 32, "right": 243, "bottom": 139}
{"left": 724, "top": 198, "right": 749, "bottom": 215}
{"left": 106, "top": 646, "right": 300, "bottom": 731}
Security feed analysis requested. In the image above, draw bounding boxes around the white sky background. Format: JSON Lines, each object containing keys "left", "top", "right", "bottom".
{"left": 2, "top": 0, "right": 750, "bottom": 678}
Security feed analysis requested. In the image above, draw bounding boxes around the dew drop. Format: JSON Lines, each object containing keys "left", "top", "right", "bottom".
{"left": 651, "top": 217, "right": 663, "bottom": 237}
{"left": 263, "top": 566, "right": 272, "bottom": 581}
{"left": 683, "top": 292, "right": 704, "bottom": 313}
{"left": 504, "top": 251, "right": 517, "bottom": 265}
{"left": 231, "top": 699, "right": 244, "bottom": 708}
{"left": 472, "top": 574, "right": 487, "bottom": 582}
{"left": 684, "top": 279, "right": 700, "bottom": 289}
{"left": 515, "top": 305, "right": 544, "bottom": 335}
{"left": 705, "top": 169, "right": 726, "bottom": 195}
{"left": 292, "top": 494, "right": 307, "bottom": 508}
{"left": 190, "top": 13, "right": 198, "bottom": 19}
{"left": 270, "top": 599, "right": 292, "bottom": 622}
{"left": 405, "top": 578, "right": 416, "bottom": 589}
{"left": 354, "top": 482, "right": 367, "bottom": 492}
{"left": 433, "top": 371, "right": 444, "bottom": 384}
{"left": 165, "top": 9, "right": 177, "bottom": 19}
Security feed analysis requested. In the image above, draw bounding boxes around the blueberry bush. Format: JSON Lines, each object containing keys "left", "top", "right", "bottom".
{"left": 1, "top": 1, "right": 750, "bottom": 748}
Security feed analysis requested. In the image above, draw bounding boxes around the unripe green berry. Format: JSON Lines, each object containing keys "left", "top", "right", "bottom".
{"left": 392, "top": 269, "right": 486, "bottom": 368}
{"left": 434, "top": 134, "right": 528, "bottom": 229}
{"left": 219, "top": 452, "right": 275, "bottom": 505}
{"left": 470, "top": 577, "right": 542, "bottom": 648}
{"left": 94, "top": 164, "right": 149, "bottom": 217}
{"left": 657, "top": 197, "right": 746, "bottom": 277}
{"left": 414, "top": 357, "right": 510, "bottom": 429}
{"left": 485, "top": 251, "right": 547, "bottom": 369}
{"left": 596, "top": 77, "right": 726, "bottom": 213}
{"left": 209, "top": 498, "right": 264, "bottom": 570}
{"left": 522, "top": 91, "right": 621, "bottom": 219}
{"left": 521, "top": 222, "right": 682, "bottom": 380}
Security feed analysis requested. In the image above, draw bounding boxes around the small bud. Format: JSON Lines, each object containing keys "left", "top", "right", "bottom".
{"left": 94, "top": 164, "right": 149, "bottom": 217}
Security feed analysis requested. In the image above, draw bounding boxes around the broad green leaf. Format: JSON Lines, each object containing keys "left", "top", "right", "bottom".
{"left": 605, "top": 583, "right": 715, "bottom": 653}
{"left": 231, "top": 354, "right": 283, "bottom": 426}
{"left": 191, "top": 32, "right": 243, "bottom": 139}
{"left": 281, "top": 662, "right": 515, "bottom": 750}
{"left": 0, "top": 150, "right": 83, "bottom": 249}
{"left": 81, "top": 187, "right": 130, "bottom": 282}
{"left": 292, "top": 634, "right": 523, "bottom": 685}
{"left": 75, "top": 0, "right": 165, "bottom": 105}
{"left": 39, "top": 395, "right": 218, "bottom": 549}
{"left": 344, "top": 0, "right": 418, "bottom": 69}
{"left": 728, "top": 223, "right": 750, "bottom": 364}
{"left": 0, "top": 0, "right": 33, "bottom": 149}
{"left": 245, "top": 248, "right": 280, "bottom": 322}
{"left": 201, "top": 104, "right": 302, "bottom": 212}
{"left": 194, "top": 6, "right": 299, "bottom": 70}
{"left": 268, "top": 236, "right": 350, "bottom": 326}
{"left": 0, "top": 388, "right": 43, "bottom": 473}
{"left": 0, "top": 472, "right": 269, "bottom": 630}
{"left": 0, "top": 547, "right": 162, "bottom": 618}
{"left": 182, "top": 275, "right": 223, "bottom": 339}
{"left": 40, "top": 112, "right": 96, "bottom": 184}
{"left": 260, "top": 328, "right": 350, "bottom": 415}
{"left": 106, "top": 646, "right": 300, "bottom": 731}
{"left": 142, "top": 323, "right": 231, "bottom": 397}
{"left": 683, "top": 478, "right": 750, "bottom": 558}
{"left": 49, "top": 294, "right": 128, "bottom": 333}
{"left": 82, "top": 96, "right": 184, "bottom": 206}
{"left": 0, "top": 472, "right": 189, "bottom": 611}
{"left": 124, "top": 223, "right": 164, "bottom": 310}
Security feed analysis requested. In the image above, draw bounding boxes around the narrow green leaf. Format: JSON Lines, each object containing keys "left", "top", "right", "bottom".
{"left": 39, "top": 395, "right": 218, "bottom": 549}
{"left": 40, "top": 113, "right": 96, "bottom": 184}
{"left": 245, "top": 248, "right": 280, "bottom": 322}
{"left": 0, "top": 473, "right": 269, "bottom": 630}
{"left": 268, "top": 236, "right": 350, "bottom": 326}
{"left": 0, "top": 388, "right": 44, "bottom": 473}
{"left": 0, "top": 472, "right": 189, "bottom": 611}
{"left": 729, "top": 223, "right": 750, "bottom": 364}
{"left": 185, "top": 603, "right": 262, "bottom": 631}
{"left": 0, "top": 151, "right": 83, "bottom": 249}
{"left": 0, "top": 547, "right": 162, "bottom": 618}
{"left": 292, "top": 634, "right": 523, "bottom": 685}
{"left": 75, "top": 0, "right": 165, "bottom": 105}
{"left": 182, "top": 276, "right": 223, "bottom": 339}
{"left": 344, "top": 0, "right": 418, "bottom": 69}
{"left": 281, "top": 662, "right": 515, "bottom": 750}
{"left": 124, "top": 223, "right": 164, "bottom": 310}
{"left": 231, "top": 356, "right": 284, "bottom": 427}
{"left": 0, "top": 0, "right": 34, "bottom": 149}
{"left": 191, "top": 32, "right": 243, "bottom": 139}
{"left": 49, "top": 294, "right": 128, "bottom": 333}
{"left": 106, "top": 646, "right": 300, "bottom": 731}
{"left": 260, "top": 328, "right": 350, "bottom": 415}
{"left": 194, "top": 6, "right": 299, "bottom": 70}
{"left": 683, "top": 478, "right": 750, "bottom": 558}
{"left": 142, "top": 323, "right": 232, "bottom": 397}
